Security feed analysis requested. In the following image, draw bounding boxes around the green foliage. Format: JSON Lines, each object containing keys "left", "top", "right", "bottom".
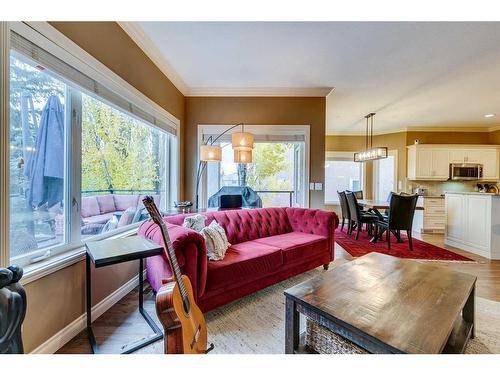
{"left": 245, "top": 143, "right": 293, "bottom": 190}
{"left": 81, "top": 94, "right": 163, "bottom": 193}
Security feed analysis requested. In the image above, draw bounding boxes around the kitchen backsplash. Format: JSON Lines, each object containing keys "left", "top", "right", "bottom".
{"left": 406, "top": 180, "right": 484, "bottom": 196}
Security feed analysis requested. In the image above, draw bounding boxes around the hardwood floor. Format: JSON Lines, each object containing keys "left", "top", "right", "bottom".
{"left": 57, "top": 232, "right": 500, "bottom": 354}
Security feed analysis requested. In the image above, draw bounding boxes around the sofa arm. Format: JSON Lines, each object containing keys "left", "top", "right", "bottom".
{"left": 138, "top": 220, "right": 208, "bottom": 300}
{"left": 285, "top": 208, "right": 339, "bottom": 260}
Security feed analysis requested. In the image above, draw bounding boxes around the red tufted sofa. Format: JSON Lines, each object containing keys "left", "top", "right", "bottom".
{"left": 138, "top": 207, "right": 338, "bottom": 312}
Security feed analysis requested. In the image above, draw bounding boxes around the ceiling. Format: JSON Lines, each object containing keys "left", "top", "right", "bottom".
{"left": 120, "top": 22, "right": 500, "bottom": 134}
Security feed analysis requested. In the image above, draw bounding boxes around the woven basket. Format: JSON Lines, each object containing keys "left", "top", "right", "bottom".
{"left": 305, "top": 318, "right": 368, "bottom": 354}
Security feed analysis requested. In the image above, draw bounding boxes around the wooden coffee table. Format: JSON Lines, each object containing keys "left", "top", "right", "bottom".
{"left": 284, "top": 253, "right": 476, "bottom": 354}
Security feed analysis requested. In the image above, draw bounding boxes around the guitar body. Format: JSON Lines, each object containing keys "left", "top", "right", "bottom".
{"left": 155, "top": 275, "right": 208, "bottom": 354}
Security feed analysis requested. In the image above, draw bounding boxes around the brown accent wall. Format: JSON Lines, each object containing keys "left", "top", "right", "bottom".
{"left": 489, "top": 130, "right": 500, "bottom": 144}
{"left": 184, "top": 97, "right": 326, "bottom": 209}
{"left": 22, "top": 22, "right": 185, "bottom": 352}
{"left": 406, "top": 131, "right": 492, "bottom": 145}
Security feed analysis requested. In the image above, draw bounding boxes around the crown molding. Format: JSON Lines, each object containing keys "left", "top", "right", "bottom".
{"left": 118, "top": 21, "right": 189, "bottom": 96}
{"left": 188, "top": 87, "right": 334, "bottom": 97}
{"left": 327, "top": 127, "right": 409, "bottom": 136}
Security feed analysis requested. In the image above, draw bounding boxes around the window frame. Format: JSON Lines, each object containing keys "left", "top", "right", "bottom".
{"left": 373, "top": 149, "right": 398, "bottom": 201}
{"left": 197, "top": 124, "right": 311, "bottom": 209}
{"left": 324, "top": 151, "right": 366, "bottom": 205}
{"left": 0, "top": 22, "right": 180, "bottom": 282}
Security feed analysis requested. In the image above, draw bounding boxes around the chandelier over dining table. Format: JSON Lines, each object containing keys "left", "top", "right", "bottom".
{"left": 354, "top": 112, "right": 388, "bottom": 162}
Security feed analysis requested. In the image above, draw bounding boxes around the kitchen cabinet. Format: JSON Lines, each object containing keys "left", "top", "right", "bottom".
{"left": 407, "top": 146, "right": 449, "bottom": 180}
{"left": 413, "top": 197, "right": 446, "bottom": 233}
{"left": 480, "top": 149, "right": 499, "bottom": 180}
{"left": 407, "top": 144, "right": 500, "bottom": 181}
{"left": 449, "top": 149, "right": 482, "bottom": 163}
{"left": 445, "top": 192, "right": 500, "bottom": 259}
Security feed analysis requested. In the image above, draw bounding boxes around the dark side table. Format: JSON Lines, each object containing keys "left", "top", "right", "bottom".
{"left": 85, "top": 236, "right": 164, "bottom": 354}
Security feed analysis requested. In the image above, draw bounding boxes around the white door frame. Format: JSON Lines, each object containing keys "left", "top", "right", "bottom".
{"left": 197, "top": 124, "right": 310, "bottom": 209}
{"left": 373, "top": 149, "right": 398, "bottom": 201}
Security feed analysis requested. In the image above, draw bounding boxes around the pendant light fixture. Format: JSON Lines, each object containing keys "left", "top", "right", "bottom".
{"left": 196, "top": 123, "right": 255, "bottom": 209}
{"left": 231, "top": 124, "right": 254, "bottom": 151}
{"left": 354, "top": 112, "right": 388, "bottom": 162}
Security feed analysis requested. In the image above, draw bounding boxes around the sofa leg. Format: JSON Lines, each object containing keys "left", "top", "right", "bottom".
{"left": 323, "top": 264, "right": 329, "bottom": 271}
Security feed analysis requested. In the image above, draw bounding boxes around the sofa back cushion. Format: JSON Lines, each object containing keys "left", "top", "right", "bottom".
{"left": 114, "top": 194, "right": 139, "bottom": 211}
{"left": 96, "top": 194, "right": 116, "bottom": 214}
{"left": 81, "top": 196, "right": 100, "bottom": 218}
{"left": 165, "top": 208, "right": 292, "bottom": 244}
{"left": 210, "top": 208, "right": 292, "bottom": 244}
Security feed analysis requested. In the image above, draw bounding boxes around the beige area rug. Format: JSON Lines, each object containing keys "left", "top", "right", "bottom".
{"left": 143, "top": 267, "right": 500, "bottom": 354}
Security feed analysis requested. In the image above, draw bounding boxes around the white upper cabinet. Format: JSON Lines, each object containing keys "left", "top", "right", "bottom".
{"left": 407, "top": 144, "right": 500, "bottom": 181}
{"left": 408, "top": 146, "right": 449, "bottom": 180}
{"left": 449, "top": 149, "right": 482, "bottom": 163}
{"left": 480, "top": 149, "right": 500, "bottom": 180}
{"left": 431, "top": 149, "right": 451, "bottom": 179}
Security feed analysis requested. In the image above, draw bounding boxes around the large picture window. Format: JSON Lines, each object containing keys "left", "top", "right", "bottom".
{"left": 9, "top": 52, "right": 68, "bottom": 262}
{"left": 5, "top": 25, "right": 179, "bottom": 269}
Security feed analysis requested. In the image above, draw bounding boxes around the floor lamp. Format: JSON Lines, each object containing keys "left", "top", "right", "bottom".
{"left": 195, "top": 123, "right": 254, "bottom": 210}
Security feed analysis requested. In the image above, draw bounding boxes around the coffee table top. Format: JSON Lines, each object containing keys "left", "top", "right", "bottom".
{"left": 285, "top": 253, "right": 476, "bottom": 354}
{"left": 86, "top": 236, "right": 163, "bottom": 268}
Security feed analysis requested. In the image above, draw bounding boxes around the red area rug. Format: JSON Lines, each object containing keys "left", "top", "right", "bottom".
{"left": 335, "top": 227, "right": 475, "bottom": 262}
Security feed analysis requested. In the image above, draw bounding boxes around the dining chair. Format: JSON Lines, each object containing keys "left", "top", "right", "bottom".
{"left": 337, "top": 191, "right": 351, "bottom": 233}
{"left": 353, "top": 190, "right": 364, "bottom": 199}
{"left": 345, "top": 191, "right": 377, "bottom": 240}
{"left": 374, "top": 193, "right": 419, "bottom": 250}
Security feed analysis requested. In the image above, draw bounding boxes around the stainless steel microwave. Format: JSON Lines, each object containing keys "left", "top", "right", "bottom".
{"left": 450, "top": 163, "right": 483, "bottom": 180}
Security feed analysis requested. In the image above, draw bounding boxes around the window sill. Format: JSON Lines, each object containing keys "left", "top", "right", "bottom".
{"left": 324, "top": 201, "right": 340, "bottom": 205}
{"left": 21, "top": 227, "right": 139, "bottom": 285}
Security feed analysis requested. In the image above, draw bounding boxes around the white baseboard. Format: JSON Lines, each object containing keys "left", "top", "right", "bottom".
{"left": 30, "top": 270, "right": 147, "bottom": 354}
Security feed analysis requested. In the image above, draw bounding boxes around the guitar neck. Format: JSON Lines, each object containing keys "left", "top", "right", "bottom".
{"left": 143, "top": 198, "right": 191, "bottom": 312}
{"left": 157, "top": 221, "right": 190, "bottom": 309}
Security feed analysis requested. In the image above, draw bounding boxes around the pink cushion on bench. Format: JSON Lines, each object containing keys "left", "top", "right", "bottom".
{"left": 114, "top": 195, "right": 139, "bottom": 211}
{"left": 81, "top": 196, "right": 100, "bottom": 218}
{"left": 96, "top": 194, "right": 116, "bottom": 214}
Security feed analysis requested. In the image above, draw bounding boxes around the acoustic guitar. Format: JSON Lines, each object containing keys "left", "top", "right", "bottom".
{"left": 142, "top": 196, "right": 213, "bottom": 354}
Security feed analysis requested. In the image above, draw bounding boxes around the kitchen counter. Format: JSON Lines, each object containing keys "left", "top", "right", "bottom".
{"left": 445, "top": 191, "right": 499, "bottom": 196}
{"left": 445, "top": 193, "right": 500, "bottom": 259}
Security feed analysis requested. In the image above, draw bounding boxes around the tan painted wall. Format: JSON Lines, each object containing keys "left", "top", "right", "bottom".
{"left": 22, "top": 22, "right": 186, "bottom": 352}
{"left": 406, "top": 131, "right": 492, "bottom": 145}
{"left": 184, "top": 96, "right": 326, "bottom": 209}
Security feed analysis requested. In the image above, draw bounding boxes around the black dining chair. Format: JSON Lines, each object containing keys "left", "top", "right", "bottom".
{"left": 337, "top": 191, "right": 351, "bottom": 233}
{"left": 374, "top": 193, "right": 419, "bottom": 250}
{"left": 345, "top": 191, "right": 377, "bottom": 240}
{"left": 353, "top": 191, "right": 364, "bottom": 199}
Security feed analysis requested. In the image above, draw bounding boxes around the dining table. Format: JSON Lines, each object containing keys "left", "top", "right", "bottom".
{"left": 356, "top": 199, "right": 424, "bottom": 243}
{"left": 357, "top": 199, "right": 425, "bottom": 211}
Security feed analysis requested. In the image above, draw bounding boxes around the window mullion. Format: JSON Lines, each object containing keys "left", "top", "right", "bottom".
{"left": 0, "top": 22, "right": 10, "bottom": 267}
{"left": 68, "top": 89, "right": 82, "bottom": 244}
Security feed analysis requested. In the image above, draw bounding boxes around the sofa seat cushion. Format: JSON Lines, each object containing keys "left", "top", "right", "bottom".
{"left": 82, "top": 212, "right": 115, "bottom": 225}
{"left": 254, "top": 232, "right": 328, "bottom": 264}
{"left": 206, "top": 241, "right": 283, "bottom": 292}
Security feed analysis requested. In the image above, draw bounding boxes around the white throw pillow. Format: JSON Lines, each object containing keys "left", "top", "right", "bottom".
{"left": 201, "top": 220, "right": 231, "bottom": 261}
{"left": 182, "top": 214, "right": 206, "bottom": 232}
